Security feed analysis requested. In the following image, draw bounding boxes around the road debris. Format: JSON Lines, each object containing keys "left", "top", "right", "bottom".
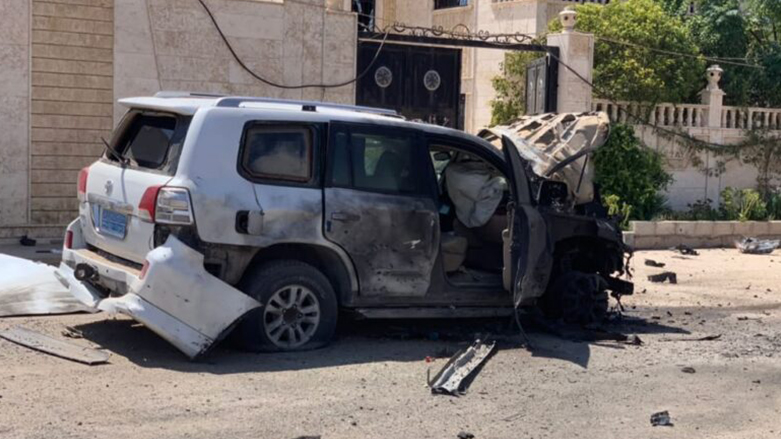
{"left": 674, "top": 244, "right": 699, "bottom": 256}
{"left": 736, "top": 237, "right": 780, "bottom": 254}
{"left": 644, "top": 259, "right": 666, "bottom": 268}
{"left": 429, "top": 339, "right": 496, "bottom": 396}
{"left": 681, "top": 366, "right": 696, "bottom": 373}
{"left": 650, "top": 410, "right": 673, "bottom": 427}
{"left": 19, "top": 235, "right": 37, "bottom": 247}
{"left": 0, "top": 254, "right": 89, "bottom": 317}
{"left": 457, "top": 432, "right": 475, "bottom": 439}
{"left": 61, "top": 326, "right": 84, "bottom": 339}
{"left": 0, "top": 326, "right": 109, "bottom": 365}
{"left": 648, "top": 272, "right": 678, "bottom": 284}
{"left": 661, "top": 334, "right": 722, "bottom": 342}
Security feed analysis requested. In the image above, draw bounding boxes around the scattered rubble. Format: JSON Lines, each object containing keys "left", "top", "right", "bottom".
{"left": 650, "top": 410, "right": 673, "bottom": 427}
{"left": 644, "top": 259, "right": 666, "bottom": 268}
{"left": 19, "top": 235, "right": 37, "bottom": 247}
{"left": 674, "top": 244, "right": 699, "bottom": 256}
{"left": 648, "top": 272, "right": 678, "bottom": 284}
{"left": 0, "top": 326, "right": 109, "bottom": 365}
{"left": 736, "top": 237, "right": 780, "bottom": 255}
{"left": 429, "top": 339, "right": 496, "bottom": 396}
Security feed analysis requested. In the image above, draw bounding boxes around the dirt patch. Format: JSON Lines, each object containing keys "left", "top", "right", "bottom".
{"left": 1, "top": 249, "right": 780, "bottom": 438}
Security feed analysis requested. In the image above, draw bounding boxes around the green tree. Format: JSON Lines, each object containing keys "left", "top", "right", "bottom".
{"left": 490, "top": 51, "right": 539, "bottom": 126}
{"left": 593, "top": 124, "right": 673, "bottom": 221}
{"left": 550, "top": 0, "right": 705, "bottom": 107}
{"left": 490, "top": 0, "right": 705, "bottom": 125}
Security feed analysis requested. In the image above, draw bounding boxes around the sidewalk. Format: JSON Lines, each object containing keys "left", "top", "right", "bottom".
{"left": 0, "top": 243, "right": 63, "bottom": 266}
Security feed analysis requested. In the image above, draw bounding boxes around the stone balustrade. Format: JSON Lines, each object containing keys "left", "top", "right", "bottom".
{"left": 593, "top": 99, "right": 781, "bottom": 131}
{"left": 721, "top": 106, "right": 781, "bottom": 130}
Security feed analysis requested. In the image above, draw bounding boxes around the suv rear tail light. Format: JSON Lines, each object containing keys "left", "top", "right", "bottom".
{"left": 139, "top": 260, "right": 150, "bottom": 280}
{"left": 77, "top": 167, "right": 89, "bottom": 201}
{"left": 138, "top": 185, "right": 162, "bottom": 222}
{"left": 65, "top": 230, "right": 73, "bottom": 249}
{"left": 138, "top": 186, "right": 194, "bottom": 225}
{"left": 155, "top": 188, "right": 194, "bottom": 225}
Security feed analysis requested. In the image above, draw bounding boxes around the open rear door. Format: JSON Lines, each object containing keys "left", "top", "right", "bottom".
{"left": 502, "top": 135, "right": 553, "bottom": 307}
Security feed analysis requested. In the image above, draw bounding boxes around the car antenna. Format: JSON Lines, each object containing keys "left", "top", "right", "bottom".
{"left": 100, "top": 137, "right": 127, "bottom": 165}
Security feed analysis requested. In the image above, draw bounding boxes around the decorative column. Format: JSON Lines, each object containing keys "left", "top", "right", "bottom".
{"left": 546, "top": 8, "right": 595, "bottom": 113}
{"left": 700, "top": 65, "right": 725, "bottom": 128}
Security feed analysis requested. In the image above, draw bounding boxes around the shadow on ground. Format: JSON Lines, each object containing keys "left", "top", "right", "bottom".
{"left": 72, "top": 309, "right": 690, "bottom": 373}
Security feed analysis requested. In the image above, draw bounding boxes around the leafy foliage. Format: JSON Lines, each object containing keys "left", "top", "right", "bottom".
{"left": 490, "top": 51, "right": 541, "bottom": 125}
{"left": 549, "top": 0, "right": 705, "bottom": 106}
{"left": 593, "top": 124, "right": 673, "bottom": 222}
{"left": 720, "top": 187, "right": 768, "bottom": 221}
{"left": 686, "top": 0, "right": 781, "bottom": 107}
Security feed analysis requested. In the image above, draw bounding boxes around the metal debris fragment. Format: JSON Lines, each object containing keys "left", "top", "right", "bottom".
{"left": 61, "top": 326, "right": 84, "bottom": 339}
{"left": 429, "top": 339, "right": 496, "bottom": 396}
{"left": 661, "top": 334, "right": 722, "bottom": 342}
{"left": 0, "top": 326, "right": 109, "bottom": 365}
{"left": 648, "top": 272, "right": 677, "bottom": 284}
{"left": 650, "top": 410, "right": 673, "bottom": 427}
{"left": 0, "top": 254, "right": 89, "bottom": 317}
{"left": 644, "top": 259, "right": 666, "bottom": 268}
{"left": 736, "top": 237, "right": 780, "bottom": 254}
{"left": 674, "top": 244, "right": 699, "bottom": 256}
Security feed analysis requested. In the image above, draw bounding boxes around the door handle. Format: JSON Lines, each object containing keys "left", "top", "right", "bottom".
{"left": 331, "top": 212, "right": 361, "bottom": 222}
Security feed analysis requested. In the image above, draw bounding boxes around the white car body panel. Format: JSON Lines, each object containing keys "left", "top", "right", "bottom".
{"left": 58, "top": 219, "right": 260, "bottom": 358}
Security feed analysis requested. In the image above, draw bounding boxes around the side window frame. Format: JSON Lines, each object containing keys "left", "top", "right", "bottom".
{"left": 325, "top": 122, "right": 433, "bottom": 198}
{"left": 237, "top": 121, "right": 323, "bottom": 188}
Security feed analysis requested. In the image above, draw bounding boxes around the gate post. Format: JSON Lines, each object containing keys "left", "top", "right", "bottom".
{"left": 546, "top": 8, "right": 594, "bottom": 113}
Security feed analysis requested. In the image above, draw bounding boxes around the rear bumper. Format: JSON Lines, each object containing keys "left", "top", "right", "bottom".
{"left": 57, "top": 219, "right": 261, "bottom": 359}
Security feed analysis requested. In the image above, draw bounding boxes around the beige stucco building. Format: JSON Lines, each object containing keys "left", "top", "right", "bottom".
{"left": 0, "top": 0, "right": 357, "bottom": 242}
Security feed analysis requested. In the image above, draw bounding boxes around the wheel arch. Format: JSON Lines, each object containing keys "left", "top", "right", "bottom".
{"left": 551, "top": 235, "right": 627, "bottom": 278}
{"left": 241, "top": 242, "right": 358, "bottom": 306}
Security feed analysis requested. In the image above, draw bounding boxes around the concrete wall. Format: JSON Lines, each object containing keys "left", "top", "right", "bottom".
{"left": 625, "top": 220, "right": 781, "bottom": 250}
{"left": 0, "top": 0, "right": 31, "bottom": 228}
{"left": 30, "top": 0, "right": 114, "bottom": 227}
{"left": 634, "top": 126, "right": 761, "bottom": 210}
{"left": 114, "top": 0, "right": 357, "bottom": 125}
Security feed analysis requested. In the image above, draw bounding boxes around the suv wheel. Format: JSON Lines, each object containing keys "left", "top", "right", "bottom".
{"left": 540, "top": 271, "right": 608, "bottom": 325}
{"left": 235, "top": 260, "right": 338, "bottom": 352}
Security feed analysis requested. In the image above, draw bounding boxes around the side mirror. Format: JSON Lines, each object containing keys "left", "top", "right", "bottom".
{"left": 537, "top": 180, "right": 568, "bottom": 206}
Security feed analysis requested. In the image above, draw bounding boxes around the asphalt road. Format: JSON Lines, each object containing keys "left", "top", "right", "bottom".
{"left": 1, "top": 249, "right": 780, "bottom": 439}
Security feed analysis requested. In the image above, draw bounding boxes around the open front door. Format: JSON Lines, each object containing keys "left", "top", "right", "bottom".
{"left": 502, "top": 135, "right": 553, "bottom": 307}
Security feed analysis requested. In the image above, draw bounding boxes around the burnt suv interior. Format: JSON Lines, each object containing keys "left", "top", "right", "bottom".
{"left": 428, "top": 144, "right": 509, "bottom": 289}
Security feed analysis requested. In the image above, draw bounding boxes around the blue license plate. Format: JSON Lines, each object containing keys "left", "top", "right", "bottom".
{"left": 99, "top": 208, "right": 127, "bottom": 239}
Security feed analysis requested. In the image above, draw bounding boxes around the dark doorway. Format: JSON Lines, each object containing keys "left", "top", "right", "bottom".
{"left": 356, "top": 42, "right": 462, "bottom": 129}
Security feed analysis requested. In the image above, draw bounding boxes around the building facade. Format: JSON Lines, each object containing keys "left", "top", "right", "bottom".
{"left": 0, "top": 0, "right": 357, "bottom": 242}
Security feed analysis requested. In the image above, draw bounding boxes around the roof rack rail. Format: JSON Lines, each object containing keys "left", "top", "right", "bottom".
{"left": 154, "top": 91, "right": 228, "bottom": 98}
{"left": 214, "top": 96, "right": 399, "bottom": 117}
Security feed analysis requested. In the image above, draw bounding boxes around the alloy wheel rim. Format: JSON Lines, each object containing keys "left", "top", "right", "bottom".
{"left": 263, "top": 284, "right": 321, "bottom": 348}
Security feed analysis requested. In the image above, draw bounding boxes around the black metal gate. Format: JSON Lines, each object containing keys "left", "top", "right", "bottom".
{"left": 356, "top": 42, "right": 462, "bottom": 129}
{"left": 357, "top": 26, "right": 560, "bottom": 128}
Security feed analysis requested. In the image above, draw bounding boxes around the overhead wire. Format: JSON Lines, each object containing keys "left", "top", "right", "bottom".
{"left": 198, "top": 0, "right": 757, "bottom": 151}
{"left": 196, "top": 0, "right": 390, "bottom": 89}
{"left": 595, "top": 36, "right": 765, "bottom": 69}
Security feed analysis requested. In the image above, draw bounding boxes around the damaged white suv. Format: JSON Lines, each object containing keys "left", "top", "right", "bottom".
{"left": 57, "top": 92, "right": 632, "bottom": 358}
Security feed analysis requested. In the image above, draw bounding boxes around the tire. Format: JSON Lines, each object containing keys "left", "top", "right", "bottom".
{"left": 540, "top": 271, "right": 609, "bottom": 325}
{"left": 234, "top": 260, "right": 338, "bottom": 352}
